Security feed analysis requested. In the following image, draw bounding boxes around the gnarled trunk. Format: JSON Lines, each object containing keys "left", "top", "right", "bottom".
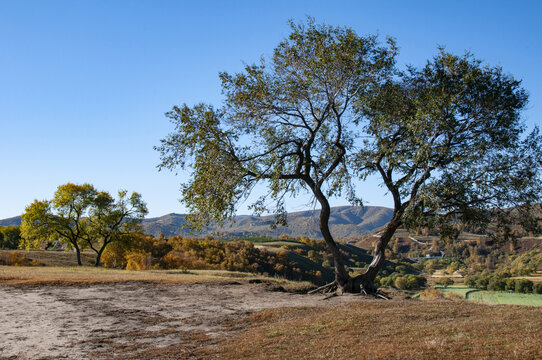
{"left": 313, "top": 187, "right": 351, "bottom": 288}
{"left": 352, "top": 214, "right": 403, "bottom": 292}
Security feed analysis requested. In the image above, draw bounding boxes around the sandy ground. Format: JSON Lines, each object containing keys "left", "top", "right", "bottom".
{"left": 0, "top": 281, "right": 359, "bottom": 359}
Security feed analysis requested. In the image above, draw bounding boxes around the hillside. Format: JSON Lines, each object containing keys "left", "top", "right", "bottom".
{"left": 142, "top": 206, "right": 393, "bottom": 239}
{"left": 0, "top": 216, "right": 22, "bottom": 227}
{"left": 0, "top": 206, "right": 393, "bottom": 240}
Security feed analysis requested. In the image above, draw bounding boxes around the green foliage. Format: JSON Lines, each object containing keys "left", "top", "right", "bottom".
{"left": 466, "top": 274, "right": 539, "bottom": 294}
{"left": 436, "top": 277, "right": 454, "bottom": 288}
{"left": 20, "top": 184, "right": 96, "bottom": 265}
{"left": 487, "top": 277, "right": 507, "bottom": 291}
{"left": 378, "top": 273, "right": 426, "bottom": 290}
{"left": 156, "top": 18, "right": 397, "bottom": 287}
{"left": 0, "top": 226, "right": 21, "bottom": 249}
{"left": 156, "top": 17, "right": 541, "bottom": 289}
{"left": 514, "top": 279, "right": 534, "bottom": 294}
{"left": 85, "top": 189, "right": 148, "bottom": 266}
{"left": 357, "top": 48, "right": 541, "bottom": 238}
{"left": 20, "top": 183, "right": 147, "bottom": 266}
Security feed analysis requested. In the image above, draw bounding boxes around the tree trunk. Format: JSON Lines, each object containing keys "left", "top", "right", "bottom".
{"left": 74, "top": 245, "right": 82, "bottom": 266}
{"left": 313, "top": 188, "right": 351, "bottom": 288}
{"left": 354, "top": 215, "right": 402, "bottom": 291}
{"left": 94, "top": 245, "right": 106, "bottom": 267}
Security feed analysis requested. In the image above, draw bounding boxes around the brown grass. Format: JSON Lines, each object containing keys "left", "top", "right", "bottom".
{"left": 213, "top": 300, "right": 542, "bottom": 360}
{"left": 0, "top": 265, "right": 313, "bottom": 292}
{"left": 0, "top": 249, "right": 95, "bottom": 266}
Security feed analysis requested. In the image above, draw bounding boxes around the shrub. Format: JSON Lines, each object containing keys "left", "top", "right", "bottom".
{"left": 532, "top": 282, "right": 542, "bottom": 294}
{"left": 101, "top": 242, "right": 128, "bottom": 268}
{"left": 505, "top": 278, "right": 516, "bottom": 292}
{"left": 465, "top": 276, "right": 477, "bottom": 288}
{"left": 405, "top": 274, "right": 426, "bottom": 289}
{"left": 395, "top": 265, "right": 407, "bottom": 274}
{"left": 436, "top": 277, "right": 454, "bottom": 288}
{"left": 394, "top": 276, "right": 407, "bottom": 290}
{"left": 125, "top": 250, "right": 152, "bottom": 270}
{"left": 9, "top": 251, "right": 31, "bottom": 266}
{"left": 514, "top": 279, "right": 533, "bottom": 294}
{"left": 159, "top": 253, "right": 184, "bottom": 269}
{"left": 475, "top": 276, "right": 490, "bottom": 290}
{"left": 0, "top": 226, "right": 21, "bottom": 249}
{"left": 487, "top": 276, "right": 507, "bottom": 291}
{"left": 419, "top": 288, "right": 445, "bottom": 300}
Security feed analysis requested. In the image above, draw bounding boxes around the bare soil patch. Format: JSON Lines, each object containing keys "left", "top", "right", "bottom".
{"left": 0, "top": 281, "right": 358, "bottom": 359}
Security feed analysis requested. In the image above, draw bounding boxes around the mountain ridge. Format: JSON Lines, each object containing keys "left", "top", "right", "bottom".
{"left": 1, "top": 205, "right": 393, "bottom": 240}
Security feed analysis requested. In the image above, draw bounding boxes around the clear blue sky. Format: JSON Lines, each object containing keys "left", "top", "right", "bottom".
{"left": 1, "top": 0, "right": 540, "bottom": 219}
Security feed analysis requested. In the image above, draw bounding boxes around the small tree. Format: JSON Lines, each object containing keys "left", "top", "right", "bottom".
{"left": 436, "top": 277, "right": 454, "bottom": 288}
{"left": 0, "top": 226, "right": 21, "bottom": 249}
{"left": 21, "top": 183, "right": 147, "bottom": 266}
{"left": 85, "top": 190, "right": 148, "bottom": 266}
{"left": 21, "top": 183, "right": 96, "bottom": 265}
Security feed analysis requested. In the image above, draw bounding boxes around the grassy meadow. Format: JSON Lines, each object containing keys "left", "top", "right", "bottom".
{"left": 439, "top": 285, "right": 542, "bottom": 306}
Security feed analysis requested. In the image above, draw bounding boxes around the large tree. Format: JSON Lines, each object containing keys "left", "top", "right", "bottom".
{"left": 157, "top": 20, "right": 541, "bottom": 293}
{"left": 157, "top": 19, "right": 396, "bottom": 290}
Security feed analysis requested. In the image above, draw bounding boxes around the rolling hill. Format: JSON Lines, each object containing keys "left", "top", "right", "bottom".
{"left": 1, "top": 206, "right": 393, "bottom": 240}
{"left": 141, "top": 206, "right": 393, "bottom": 239}
{"left": 0, "top": 216, "right": 21, "bottom": 227}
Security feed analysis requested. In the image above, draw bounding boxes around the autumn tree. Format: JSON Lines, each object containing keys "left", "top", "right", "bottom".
{"left": 156, "top": 19, "right": 397, "bottom": 291}
{"left": 85, "top": 190, "right": 147, "bottom": 266}
{"left": 21, "top": 183, "right": 96, "bottom": 265}
{"left": 21, "top": 183, "right": 147, "bottom": 266}
{"left": 0, "top": 226, "right": 21, "bottom": 249}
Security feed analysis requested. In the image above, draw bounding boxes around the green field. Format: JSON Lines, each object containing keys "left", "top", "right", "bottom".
{"left": 437, "top": 285, "right": 542, "bottom": 306}
{"left": 468, "top": 290, "right": 542, "bottom": 306}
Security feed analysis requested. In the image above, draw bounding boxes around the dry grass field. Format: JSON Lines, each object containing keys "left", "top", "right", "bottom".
{"left": 1, "top": 253, "right": 542, "bottom": 359}
{"left": 214, "top": 300, "right": 542, "bottom": 360}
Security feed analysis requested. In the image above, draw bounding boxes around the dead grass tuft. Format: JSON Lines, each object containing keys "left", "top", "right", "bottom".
{"left": 419, "top": 287, "right": 446, "bottom": 300}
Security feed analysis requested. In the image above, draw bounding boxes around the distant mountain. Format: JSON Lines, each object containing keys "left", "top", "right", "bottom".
{"left": 0, "top": 206, "right": 394, "bottom": 240}
{"left": 142, "top": 206, "right": 393, "bottom": 239}
{"left": 0, "top": 216, "right": 21, "bottom": 227}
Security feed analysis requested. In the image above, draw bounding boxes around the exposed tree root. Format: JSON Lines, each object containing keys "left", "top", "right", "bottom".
{"left": 308, "top": 280, "right": 391, "bottom": 300}
{"left": 308, "top": 281, "right": 338, "bottom": 295}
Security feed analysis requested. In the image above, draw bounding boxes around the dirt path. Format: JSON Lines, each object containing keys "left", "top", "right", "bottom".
{"left": 0, "top": 282, "right": 359, "bottom": 359}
